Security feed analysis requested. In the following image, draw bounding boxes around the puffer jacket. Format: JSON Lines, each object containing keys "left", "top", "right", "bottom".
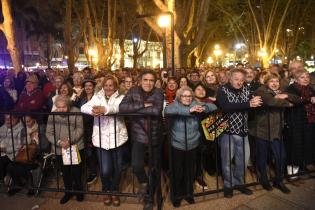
{"left": 81, "top": 89, "right": 128, "bottom": 150}
{"left": 46, "top": 106, "right": 84, "bottom": 155}
{"left": 165, "top": 100, "right": 217, "bottom": 151}
{"left": 119, "top": 86, "right": 164, "bottom": 146}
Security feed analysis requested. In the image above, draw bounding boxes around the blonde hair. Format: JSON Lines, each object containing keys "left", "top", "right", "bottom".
{"left": 263, "top": 72, "right": 280, "bottom": 84}
{"left": 202, "top": 69, "right": 218, "bottom": 86}
{"left": 103, "top": 75, "right": 119, "bottom": 90}
{"left": 293, "top": 69, "right": 309, "bottom": 80}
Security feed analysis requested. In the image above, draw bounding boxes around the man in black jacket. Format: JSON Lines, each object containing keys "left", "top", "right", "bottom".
{"left": 119, "top": 70, "right": 163, "bottom": 210}
{"left": 217, "top": 69, "right": 262, "bottom": 198}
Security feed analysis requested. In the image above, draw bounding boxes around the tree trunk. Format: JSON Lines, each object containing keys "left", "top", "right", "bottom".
{"left": 0, "top": 0, "right": 22, "bottom": 74}
{"left": 119, "top": 37, "right": 125, "bottom": 68}
{"left": 64, "top": 0, "right": 75, "bottom": 73}
{"left": 46, "top": 34, "right": 52, "bottom": 68}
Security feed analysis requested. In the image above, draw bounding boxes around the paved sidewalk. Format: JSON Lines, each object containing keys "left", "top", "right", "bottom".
{"left": 1, "top": 177, "right": 315, "bottom": 210}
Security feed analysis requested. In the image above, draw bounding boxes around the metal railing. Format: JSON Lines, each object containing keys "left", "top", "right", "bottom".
{"left": 0, "top": 107, "right": 314, "bottom": 208}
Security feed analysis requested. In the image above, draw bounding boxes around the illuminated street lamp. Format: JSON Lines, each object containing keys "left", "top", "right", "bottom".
{"left": 234, "top": 43, "right": 246, "bottom": 65}
{"left": 157, "top": 15, "right": 171, "bottom": 69}
{"left": 207, "top": 56, "right": 214, "bottom": 65}
{"left": 258, "top": 48, "right": 268, "bottom": 67}
{"left": 137, "top": 11, "right": 175, "bottom": 76}
{"left": 88, "top": 47, "right": 98, "bottom": 69}
{"left": 213, "top": 44, "right": 222, "bottom": 66}
{"left": 158, "top": 15, "right": 170, "bottom": 28}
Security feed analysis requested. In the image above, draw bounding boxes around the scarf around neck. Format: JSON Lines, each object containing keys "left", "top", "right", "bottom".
{"left": 294, "top": 82, "right": 315, "bottom": 123}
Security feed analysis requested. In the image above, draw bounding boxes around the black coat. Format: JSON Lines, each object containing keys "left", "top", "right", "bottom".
{"left": 119, "top": 87, "right": 164, "bottom": 146}
{"left": 285, "top": 83, "right": 315, "bottom": 166}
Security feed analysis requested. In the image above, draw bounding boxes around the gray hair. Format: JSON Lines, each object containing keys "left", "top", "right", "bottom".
{"left": 175, "top": 86, "right": 194, "bottom": 101}
{"left": 55, "top": 95, "right": 72, "bottom": 109}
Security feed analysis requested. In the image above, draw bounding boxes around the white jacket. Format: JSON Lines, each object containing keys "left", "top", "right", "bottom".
{"left": 80, "top": 89, "right": 128, "bottom": 150}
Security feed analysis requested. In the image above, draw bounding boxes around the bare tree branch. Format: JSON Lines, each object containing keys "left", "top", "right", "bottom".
{"left": 153, "top": 0, "right": 168, "bottom": 11}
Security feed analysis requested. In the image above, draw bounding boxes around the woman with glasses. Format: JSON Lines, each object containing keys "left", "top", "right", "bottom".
{"left": 165, "top": 86, "right": 217, "bottom": 207}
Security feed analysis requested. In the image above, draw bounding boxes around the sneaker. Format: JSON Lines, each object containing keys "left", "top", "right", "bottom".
{"left": 273, "top": 182, "right": 290, "bottom": 194}
{"left": 234, "top": 185, "right": 253, "bottom": 195}
{"left": 223, "top": 187, "right": 233, "bottom": 198}
{"left": 60, "top": 193, "right": 73, "bottom": 204}
{"left": 86, "top": 174, "right": 97, "bottom": 185}
{"left": 287, "top": 165, "right": 299, "bottom": 180}
{"left": 196, "top": 177, "right": 209, "bottom": 190}
{"left": 4, "top": 175, "right": 11, "bottom": 186}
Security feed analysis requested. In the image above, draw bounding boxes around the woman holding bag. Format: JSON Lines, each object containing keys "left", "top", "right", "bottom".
{"left": 46, "top": 95, "right": 84, "bottom": 204}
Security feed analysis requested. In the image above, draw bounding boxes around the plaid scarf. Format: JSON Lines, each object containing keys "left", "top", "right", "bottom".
{"left": 294, "top": 83, "right": 315, "bottom": 123}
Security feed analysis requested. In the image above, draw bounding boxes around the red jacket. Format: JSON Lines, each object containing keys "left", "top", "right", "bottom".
{"left": 15, "top": 88, "right": 46, "bottom": 111}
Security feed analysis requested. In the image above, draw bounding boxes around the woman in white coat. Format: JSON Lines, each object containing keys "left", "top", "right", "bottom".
{"left": 81, "top": 75, "right": 128, "bottom": 206}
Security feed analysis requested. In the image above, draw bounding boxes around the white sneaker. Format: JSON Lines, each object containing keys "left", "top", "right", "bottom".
{"left": 4, "top": 175, "right": 11, "bottom": 186}
{"left": 293, "top": 166, "right": 299, "bottom": 174}
{"left": 287, "top": 165, "right": 293, "bottom": 175}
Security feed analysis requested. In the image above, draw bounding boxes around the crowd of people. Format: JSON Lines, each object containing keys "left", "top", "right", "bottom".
{"left": 0, "top": 61, "right": 314, "bottom": 209}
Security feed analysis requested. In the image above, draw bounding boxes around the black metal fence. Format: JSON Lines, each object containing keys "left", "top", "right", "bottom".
{"left": 0, "top": 108, "right": 314, "bottom": 209}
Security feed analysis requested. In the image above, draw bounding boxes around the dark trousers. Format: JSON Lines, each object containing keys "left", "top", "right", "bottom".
{"left": 171, "top": 147, "right": 196, "bottom": 202}
{"left": 97, "top": 143, "right": 128, "bottom": 191}
{"left": 0, "top": 156, "right": 11, "bottom": 180}
{"left": 56, "top": 150, "right": 84, "bottom": 194}
{"left": 256, "top": 138, "right": 286, "bottom": 184}
{"left": 132, "top": 140, "right": 161, "bottom": 201}
{"left": 7, "top": 162, "right": 37, "bottom": 186}
{"left": 304, "top": 123, "right": 315, "bottom": 166}
{"left": 86, "top": 146, "right": 98, "bottom": 176}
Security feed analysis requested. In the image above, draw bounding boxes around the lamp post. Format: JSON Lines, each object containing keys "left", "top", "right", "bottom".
{"left": 213, "top": 44, "right": 222, "bottom": 66}
{"left": 157, "top": 15, "right": 170, "bottom": 69}
{"left": 88, "top": 47, "right": 98, "bottom": 69}
{"left": 137, "top": 11, "right": 175, "bottom": 76}
{"left": 258, "top": 48, "right": 268, "bottom": 68}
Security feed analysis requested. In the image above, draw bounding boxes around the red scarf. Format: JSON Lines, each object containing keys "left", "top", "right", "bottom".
{"left": 165, "top": 88, "right": 176, "bottom": 104}
{"left": 294, "top": 83, "right": 315, "bottom": 123}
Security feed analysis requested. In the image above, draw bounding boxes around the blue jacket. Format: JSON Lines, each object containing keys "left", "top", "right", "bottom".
{"left": 165, "top": 100, "right": 217, "bottom": 151}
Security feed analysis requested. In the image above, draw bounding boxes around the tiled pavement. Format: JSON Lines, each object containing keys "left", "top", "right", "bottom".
{"left": 1, "top": 177, "right": 315, "bottom": 210}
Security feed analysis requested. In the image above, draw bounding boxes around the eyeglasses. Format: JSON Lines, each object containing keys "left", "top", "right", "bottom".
{"left": 181, "top": 95, "right": 192, "bottom": 98}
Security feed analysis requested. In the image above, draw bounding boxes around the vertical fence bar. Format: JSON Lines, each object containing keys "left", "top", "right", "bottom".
{"left": 215, "top": 113, "right": 219, "bottom": 192}
{"left": 52, "top": 114, "right": 60, "bottom": 190}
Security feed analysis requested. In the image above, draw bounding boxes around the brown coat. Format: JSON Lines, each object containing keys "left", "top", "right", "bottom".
{"left": 251, "top": 85, "right": 298, "bottom": 141}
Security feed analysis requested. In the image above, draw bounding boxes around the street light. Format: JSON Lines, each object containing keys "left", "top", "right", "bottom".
{"left": 88, "top": 47, "right": 98, "bottom": 69}
{"left": 157, "top": 15, "right": 170, "bottom": 69}
{"left": 207, "top": 56, "right": 214, "bottom": 65}
{"left": 158, "top": 15, "right": 170, "bottom": 28}
{"left": 213, "top": 44, "right": 222, "bottom": 66}
{"left": 258, "top": 48, "right": 268, "bottom": 68}
{"left": 137, "top": 11, "right": 175, "bottom": 76}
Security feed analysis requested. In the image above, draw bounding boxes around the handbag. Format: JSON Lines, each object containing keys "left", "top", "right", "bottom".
{"left": 201, "top": 112, "right": 228, "bottom": 141}
{"left": 62, "top": 144, "right": 81, "bottom": 165}
{"left": 15, "top": 144, "right": 37, "bottom": 163}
